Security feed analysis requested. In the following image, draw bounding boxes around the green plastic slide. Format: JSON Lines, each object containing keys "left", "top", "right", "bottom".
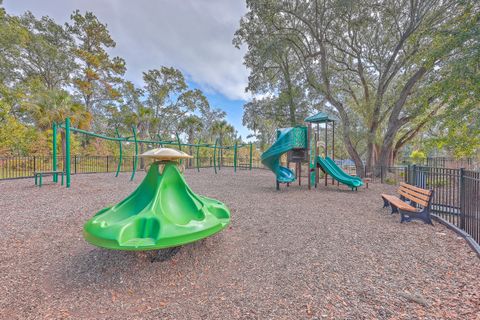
{"left": 83, "top": 161, "right": 230, "bottom": 250}
{"left": 261, "top": 127, "right": 299, "bottom": 183}
{"left": 316, "top": 156, "right": 363, "bottom": 190}
{"left": 324, "top": 157, "right": 363, "bottom": 184}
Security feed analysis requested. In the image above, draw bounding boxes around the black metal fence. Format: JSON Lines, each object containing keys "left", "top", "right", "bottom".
{"left": 423, "top": 157, "right": 478, "bottom": 170}
{"left": 0, "top": 156, "right": 136, "bottom": 179}
{"left": 0, "top": 155, "right": 264, "bottom": 180}
{"left": 397, "top": 156, "right": 479, "bottom": 170}
{"left": 406, "top": 165, "right": 480, "bottom": 245}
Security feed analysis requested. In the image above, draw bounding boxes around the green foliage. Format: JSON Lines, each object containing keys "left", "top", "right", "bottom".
{"left": 410, "top": 150, "right": 427, "bottom": 164}
{"left": 210, "top": 120, "right": 236, "bottom": 146}
{"left": 67, "top": 10, "right": 126, "bottom": 112}
{"left": 0, "top": 6, "right": 240, "bottom": 157}
{"left": 18, "top": 12, "right": 76, "bottom": 89}
{"left": 418, "top": 7, "right": 480, "bottom": 158}
{"left": 235, "top": 0, "right": 477, "bottom": 165}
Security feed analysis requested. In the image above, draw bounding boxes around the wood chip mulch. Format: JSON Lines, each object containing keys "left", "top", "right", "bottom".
{"left": 0, "top": 169, "right": 478, "bottom": 319}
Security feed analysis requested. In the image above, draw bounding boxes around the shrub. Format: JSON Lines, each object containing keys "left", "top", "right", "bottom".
{"left": 410, "top": 150, "right": 427, "bottom": 164}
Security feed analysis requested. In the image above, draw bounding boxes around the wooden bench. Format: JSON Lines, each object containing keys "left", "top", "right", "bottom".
{"left": 381, "top": 182, "right": 434, "bottom": 224}
{"left": 34, "top": 171, "right": 65, "bottom": 187}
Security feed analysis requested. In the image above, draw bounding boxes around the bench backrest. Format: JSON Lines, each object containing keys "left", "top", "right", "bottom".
{"left": 397, "top": 182, "right": 433, "bottom": 208}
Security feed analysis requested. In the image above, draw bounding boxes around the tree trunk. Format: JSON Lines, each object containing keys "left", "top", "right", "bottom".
{"left": 288, "top": 99, "right": 296, "bottom": 126}
{"left": 336, "top": 108, "right": 364, "bottom": 177}
{"left": 377, "top": 130, "right": 396, "bottom": 176}
{"left": 378, "top": 67, "right": 428, "bottom": 174}
{"left": 366, "top": 115, "right": 380, "bottom": 169}
{"left": 392, "top": 148, "right": 399, "bottom": 166}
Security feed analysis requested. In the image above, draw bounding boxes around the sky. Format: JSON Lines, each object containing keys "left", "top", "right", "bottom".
{"left": 4, "top": 0, "right": 252, "bottom": 139}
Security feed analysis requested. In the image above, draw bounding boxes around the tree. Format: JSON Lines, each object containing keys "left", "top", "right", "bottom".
{"left": 143, "top": 67, "right": 212, "bottom": 138}
{"left": 66, "top": 10, "right": 126, "bottom": 117}
{"left": 418, "top": 7, "right": 480, "bottom": 158}
{"left": 18, "top": 12, "right": 76, "bottom": 90}
{"left": 20, "top": 81, "right": 91, "bottom": 156}
{"left": 236, "top": 0, "right": 473, "bottom": 175}
{"left": 178, "top": 115, "right": 204, "bottom": 165}
{"left": 197, "top": 103, "right": 227, "bottom": 139}
{"left": 0, "top": 3, "right": 26, "bottom": 85}
{"left": 0, "top": 5, "right": 229, "bottom": 158}
{"left": 234, "top": 26, "right": 309, "bottom": 127}
{"left": 210, "top": 120, "right": 235, "bottom": 165}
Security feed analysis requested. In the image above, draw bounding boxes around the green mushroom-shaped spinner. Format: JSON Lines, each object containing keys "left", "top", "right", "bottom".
{"left": 83, "top": 148, "right": 231, "bottom": 250}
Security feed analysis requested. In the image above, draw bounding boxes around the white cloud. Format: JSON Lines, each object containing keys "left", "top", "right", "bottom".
{"left": 5, "top": 0, "right": 249, "bottom": 100}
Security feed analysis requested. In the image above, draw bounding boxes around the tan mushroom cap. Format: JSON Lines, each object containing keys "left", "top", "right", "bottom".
{"left": 140, "top": 147, "right": 193, "bottom": 160}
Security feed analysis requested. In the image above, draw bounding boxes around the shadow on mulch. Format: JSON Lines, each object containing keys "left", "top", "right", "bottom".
{"left": 58, "top": 238, "right": 216, "bottom": 289}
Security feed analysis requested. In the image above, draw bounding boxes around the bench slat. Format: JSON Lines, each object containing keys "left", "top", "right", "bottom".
{"left": 395, "top": 183, "right": 432, "bottom": 208}
{"left": 398, "top": 189, "right": 430, "bottom": 207}
{"left": 399, "top": 187, "right": 431, "bottom": 202}
{"left": 381, "top": 194, "right": 417, "bottom": 212}
{"left": 399, "top": 182, "right": 432, "bottom": 196}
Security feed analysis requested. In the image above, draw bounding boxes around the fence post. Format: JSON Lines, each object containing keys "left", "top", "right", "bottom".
{"left": 52, "top": 122, "right": 57, "bottom": 182}
{"left": 106, "top": 156, "right": 109, "bottom": 173}
{"left": 33, "top": 156, "right": 36, "bottom": 175}
{"left": 233, "top": 142, "right": 237, "bottom": 173}
{"left": 411, "top": 165, "right": 416, "bottom": 186}
{"left": 130, "top": 126, "right": 138, "bottom": 181}
{"left": 65, "top": 117, "right": 71, "bottom": 188}
{"left": 460, "top": 167, "right": 465, "bottom": 230}
{"left": 249, "top": 143, "right": 253, "bottom": 170}
{"left": 74, "top": 155, "right": 77, "bottom": 174}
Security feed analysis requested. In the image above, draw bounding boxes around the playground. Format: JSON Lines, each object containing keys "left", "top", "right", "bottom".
{"left": 1, "top": 2, "right": 479, "bottom": 319}
{"left": 1, "top": 169, "right": 479, "bottom": 319}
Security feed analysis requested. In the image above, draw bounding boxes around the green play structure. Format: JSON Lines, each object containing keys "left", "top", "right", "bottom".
{"left": 50, "top": 118, "right": 254, "bottom": 188}
{"left": 261, "top": 126, "right": 307, "bottom": 185}
{"left": 83, "top": 155, "right": 231, "bottom": 250}
{"left": 261, "top": 112, "right": 364, "bottom": 190}
{"left": 47, "top": 119, "right": 241, "bottom": 250}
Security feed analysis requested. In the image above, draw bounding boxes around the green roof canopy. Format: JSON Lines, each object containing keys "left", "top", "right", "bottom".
{"left": 304, "top": 112, "right": 336, "bottom": 123}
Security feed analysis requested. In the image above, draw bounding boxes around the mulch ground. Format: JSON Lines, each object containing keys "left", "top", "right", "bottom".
{"left": 0, "top": 168, "right": 478, "bottom": 319}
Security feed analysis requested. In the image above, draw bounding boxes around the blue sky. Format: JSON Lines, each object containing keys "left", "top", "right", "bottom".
{"left": 4, "top": 0, "right": 251, "bottom": 139}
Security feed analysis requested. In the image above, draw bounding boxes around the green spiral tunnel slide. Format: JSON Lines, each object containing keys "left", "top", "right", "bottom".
{"left": 260, "top": 127, "right": 306, "bottom": 184}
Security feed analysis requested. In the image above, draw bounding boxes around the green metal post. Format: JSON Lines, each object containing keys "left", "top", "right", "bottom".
{"left": 157, "top": 134, "right": 163, "bottom": 148}
{"left": 65, "top": 118, "right": 71, "bottom": 188}
{"left": 233, "top": 142, "right": 237, "bottom": 173}
{"left": 130, "top": 126, "right": 138, "bottom": 181}
{"left": 52, "top": 122, "right": 57, "bottom": 182}
{"left": 249, "top": 143, "right": 253, "bottom": 170}
{"left": 115, "top": 128, "right": 123, "bottom": 177}
{"left": 213, "top": 138, "right": 218, "bottom": 174}
{"left": 175, "top": 132, "right": 183, "bottom": 166}
{"left": 196, "top": 140, "right": 201, "bottom": 172}
{"left": 217, "top": 141, "right": 221, "bottom": 171}
{"left": 176, "top": 132, "right": 182, "bottom": 151}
